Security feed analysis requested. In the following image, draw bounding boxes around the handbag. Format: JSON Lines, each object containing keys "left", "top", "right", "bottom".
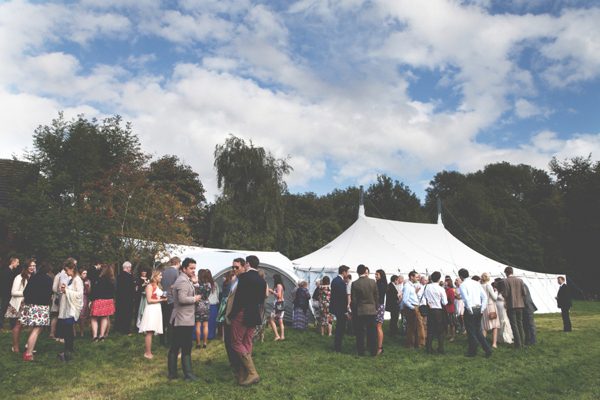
{"left": 489, "top": 311, "right": 498, "bottom": 319}
{"left": 275, "top": 301, "right": 285, "bottom": 312}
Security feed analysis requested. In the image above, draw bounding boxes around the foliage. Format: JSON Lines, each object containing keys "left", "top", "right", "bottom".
{"left": 211, "top": 135, "right": 292, "bottom": 250}
{"left": 1, "top": 302, "right": 599, "bottom": 399}
{"left": 80, "top": 154, "right": 194, "bottom": 269}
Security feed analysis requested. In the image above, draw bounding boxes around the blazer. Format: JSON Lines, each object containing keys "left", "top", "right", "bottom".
{"left": 351, "top": 276, "right": 378, "bottom": 316}
{"left": 557, "top": 283, "right": 572, "bottom": 309}
{"left": 170, "top": 274, "right": 196, "bottom": 326}
{"left": 115, "top": 271, "right": 135, "bottom": 302}
{"left": 523, "top": 285, "right": 537, "bottom": 313}
{"left": 330, "top": 275, "right": 348, "bottom": 317}
{"left": 386, "top": 282, "right": 399, "bottom": 312}
{"left": 228, "top": 269, "right": 266, "bottom": 327}
{"left": 502, "top": 276, "right": 526, "bottom": 309}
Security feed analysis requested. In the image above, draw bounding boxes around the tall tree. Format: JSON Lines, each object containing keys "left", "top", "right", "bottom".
{"left": 365, "top": 174, "right": 424, "bottom": 222}
{"left": 211, "top": 135, "right": 292, "bottom": 250}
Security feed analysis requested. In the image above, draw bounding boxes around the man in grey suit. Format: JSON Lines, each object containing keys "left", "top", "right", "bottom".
{"left": 351, "top": 265, "right": 378, "bottom": 357}
{"left": 167, "top": 258, "right": 201, "bottom": 381}
{"left": 522, "top": 284, "right": 537, "bottom": 345}
{"left": 502, "top": 267, "right": 527, "bottom": 349}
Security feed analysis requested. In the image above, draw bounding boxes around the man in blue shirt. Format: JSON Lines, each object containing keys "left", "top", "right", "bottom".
{"left": 402, "top": 271, "right": 425, "bottom": 349}
{"left": 458, "top": 268, "right": 492, "bottom": 358}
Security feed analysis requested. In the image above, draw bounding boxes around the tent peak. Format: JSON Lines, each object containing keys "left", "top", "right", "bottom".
{"left": 358, "top": 185, "right": 365, "bottom": 218}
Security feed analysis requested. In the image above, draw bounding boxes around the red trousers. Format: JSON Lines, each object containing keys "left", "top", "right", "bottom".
{"left": 231, "top": 310, "right": 255, "bottom": 356}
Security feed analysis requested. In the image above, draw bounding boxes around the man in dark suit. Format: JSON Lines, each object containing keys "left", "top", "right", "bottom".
{"left": 556, "top": 276, "right": 572, "bottom": 332}
{"left": 115, "top": 261, "right": 136, "bottom": 335}
{"left": 330, "top": 265, "right": 350, "bottom": 352}
{"left": 386, "top": 275, "right": 400, "bottom": 336}
{"left": 522, "top": 284, "right": 537, "bottom": 345}
{"left": 228, "top": 255, "right": 267, "bottom": 386}
{"left": 351, "top": 264, "right": 378, "bottom": 357}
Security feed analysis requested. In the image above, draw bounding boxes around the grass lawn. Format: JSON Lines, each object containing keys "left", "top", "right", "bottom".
{"left": 1, "top": 301, "right": 599, "bottom": 399}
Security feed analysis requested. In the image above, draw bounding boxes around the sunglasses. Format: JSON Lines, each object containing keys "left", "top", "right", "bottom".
{"left": 232, "top": 266, "right": 240, "bottom": 270}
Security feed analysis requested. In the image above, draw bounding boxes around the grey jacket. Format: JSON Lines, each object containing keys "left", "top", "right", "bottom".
{"left": 351, "top": 276, "right": 378, "bottom": 316}
{"left": 170, "top": 274, "right": 196, "bottom": 326}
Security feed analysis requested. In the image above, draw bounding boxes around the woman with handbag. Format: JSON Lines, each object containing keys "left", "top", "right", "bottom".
{"left": 292, "top": 281, "right": 310, "bottom": 330}
{"left": 268, "top": 274, "right": 285, "bottom": 340}
{"left": 481, "top": 272, "right": 500, "bottom": 348}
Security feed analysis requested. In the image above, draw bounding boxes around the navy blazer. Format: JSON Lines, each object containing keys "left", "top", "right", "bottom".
{"left": 557, "top": 284, "right": 572, "bottom": 309}
{"left": 330, "top": 275, "right": 348, "bottom": 317}
{"left": 228, "top": 269, "right": 267, "bottom": 327}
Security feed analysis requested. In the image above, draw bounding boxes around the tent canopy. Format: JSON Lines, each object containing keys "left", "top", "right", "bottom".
{"left": 292, "top": 211, "right": 562, "bottom": 313}
{"left": 161, "top": 246, "right": 300, "bottom": 323}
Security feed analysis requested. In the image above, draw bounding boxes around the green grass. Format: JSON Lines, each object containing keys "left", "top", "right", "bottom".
{"left": 2, "top": 301, "right": 600, "bottom": 399}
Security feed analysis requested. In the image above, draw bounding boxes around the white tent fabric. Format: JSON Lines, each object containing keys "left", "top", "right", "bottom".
{"left": 292, "top": 213, "right": 562, "bottom": 313}
{"left": 159, "top": 246, "right": 300, "bottom": 323}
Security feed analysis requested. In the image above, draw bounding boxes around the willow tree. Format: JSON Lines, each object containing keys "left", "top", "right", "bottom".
{"left": 211, "top": 135, "right": 292, "bottom": 250}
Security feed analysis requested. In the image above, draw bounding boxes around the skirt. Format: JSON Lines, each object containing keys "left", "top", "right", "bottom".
{"left": 79, "top": 294, "right": 88, "bottom": 319}
{"left": 375, "top": 303, "right": 385, "bottom": 324}
{"left": 5, "top": 302, "right": 23, "bottom": 319}
{"left": 217, "top": 297, "right": 227, "bottom": 323}
{"left": 482, "top": 302, "right": 501, "bottom": 330}
{"left": 90, "top": 299, "right": 115, "bottom": 317}
{"left": 19, "top": 304, "right": 50, "bottom": 326}
{"left": 446, "top": 311, "right": 459, "bottom": 328}
{"left": 293, "top": 307, "right": 308, "bottom": 330}
{"left": 195, "top": 300, "right": 210, "bottom": 323}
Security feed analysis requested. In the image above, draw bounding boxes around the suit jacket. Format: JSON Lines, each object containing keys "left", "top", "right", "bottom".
{"left": 523, "top": 285, "right": 537, "bottom": 313}
{"left": 386, "top": 282, "right": 399, "bottom": 312}
{"left": 170, "top": 274, "right": 196, "bottom": 326}
{"left": 502, "top": 276, "right": 526, "bottom": 309}
{"left": 330, "top": 276, "right": 348, "bottom": 317}
{"left": 228, "top": 269, "right": 266, "bottom": 327}
{"left": 351, "top": 276, "right": 378, "bottom": 316}
{"left": 557, "top": 283, "right": 572, "bottom": 309}
{"left": 115, "top": 271, "right": 135, "bottom": 302}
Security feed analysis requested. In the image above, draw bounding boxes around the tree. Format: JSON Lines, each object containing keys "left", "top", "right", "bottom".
{"left": 211, "top": 135, "right": 292, "bottom": 250}
{"left": 365, "top": 174, "right": 424, "bottom": 222}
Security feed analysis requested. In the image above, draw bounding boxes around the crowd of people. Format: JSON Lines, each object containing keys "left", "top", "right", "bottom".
{"left": 0, "top": 255, "right": 574, "bottom": 386}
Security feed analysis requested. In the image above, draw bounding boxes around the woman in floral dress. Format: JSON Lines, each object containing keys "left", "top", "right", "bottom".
{"left": 318, "top": 276, "right": 332, "bottom": 336}
{"left": 194, "top": 269, "right": 212, "bottom": 349}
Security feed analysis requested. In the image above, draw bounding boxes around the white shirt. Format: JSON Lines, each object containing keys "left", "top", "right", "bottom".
{"left": 346, "top": 282, "right": 352, "bottom": 295}
{"left": 423, "top": 283, "right": 448, "bottom": 309}
{"left": 459, "top": 278, "right": 488, "bottom": 314}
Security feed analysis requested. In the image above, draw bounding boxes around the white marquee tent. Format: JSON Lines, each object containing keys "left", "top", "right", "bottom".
{"left": 293, "top": 206, "right": 562, "bottom": 313}
{"left": 158, "top": 246, "right": 299, "bottom": 323}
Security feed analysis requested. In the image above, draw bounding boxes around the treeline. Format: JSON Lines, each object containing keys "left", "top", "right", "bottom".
{"left": 1, "top": 114, "right": 598, "bottom": 295}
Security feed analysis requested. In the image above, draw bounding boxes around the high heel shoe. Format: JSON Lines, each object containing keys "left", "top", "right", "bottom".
{"left": 92, "top": 337, "right": 99, "bottom": 343}
{"left": 23, "top": 352, "right": 34, "bottom": 361}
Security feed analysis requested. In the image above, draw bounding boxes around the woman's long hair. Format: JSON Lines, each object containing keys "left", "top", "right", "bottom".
{"left": 376, "top": 269, "right": 388, "bottom": 291}
{"left": 150, "top": 269, "right": 163, "bottom": 290}
{"left": 273, "top": 274, "right": 285, "bottom": 293}
{"left": 100, "top": 264, "right": 115, "bottom": 284}
{"left": 20, "top": 258, "right": 35, "bottom": 284}
{"left": 204, "top": 270, "right": 216, "bottom": 293}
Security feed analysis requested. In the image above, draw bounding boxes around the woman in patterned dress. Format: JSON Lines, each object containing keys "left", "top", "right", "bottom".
{"left": 318, "top": 276, "right": 332, "bottom": 336}
{"left": 292, "top": 281, "right": 310, "bottom": 330}
{"left": 194, "top": 269, "right": 212, "bottom": 349}
{"left": 78, "top": 269, "right": 91, "bottom": 337}
{"left": 21, "top": 260, "right": 54, "bottom": 360}
{"left": 8, "top": 259, "right": 35, "bottom": 353}
{"left": 375, "top": 270, "right": 388, "bottom": 355}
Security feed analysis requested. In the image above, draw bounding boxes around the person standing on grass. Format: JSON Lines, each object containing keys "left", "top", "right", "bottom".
{"left": 57, "top": 261, "right": 83, "bottom": 362}
{"left": 115, "top": 261, "right": 136, "bottom": 336}
{"left": 480, "top": 273, "right": 500, "bottom": 348}
{"left": 168, "top": 258, "right": 202, "bottom": 381}
{"left": 268, "top": 274, "right": 286, "bottom": 340}
{"left": 317, "top": 276, "right": 332, "bottom": 337}
{"left": 330, "top": 265, "right": 350, "bottom": 352}
{"left": 78, "top": 269, "right": 91, "bottom": 337}
{"left": 444, "top": 277, "right": 457, "bottom": 342}
{"left": 138, "top": 269, "right": 167, "bottom": 359}
{"left": 1, "top": 257, "right": 20, "bottom": 331}
{"left": 312, "top": 280, "right": 321, "bottom": 331}
{"left": 161, "top": 257, "right": 181, "bottom": 347}
{"left": 89, "top": 264, "right": 115, "bottom": 343}
{"left": 416, "top": 275, "right": 429, "bottom": 342}
{"left": 402, "top": 271, "right": 425, "bottom": 349}
{"left": 344, "top": 274, "right": 354, "bottom": 336}
{"left": 228, "top": 255, "right": 266, "bottom": 386}
{"left": 375, "top": 270, "right": 387, "bottom": 355}
{"left": 224, "top": 258, "right": 245, "bottom": 380}
{"left": 21, "top": 260, "right": 54, "bottom": 361}
{"left": 522, "top": 284, "right": 537, "bottom": 345}
{"left": 458, "top": 268, "right": 492, "bottom": 358}
{"left": 386, "top": 275, "right": 400, "bottom": 337}
{"left": 502, "top": 267, "right": 526, "bottom": 349}
{"left": 351, "top": 265, "right": 378, "bottom": 357}
{"left": 194, "top": 269, "right": 212, "bottom": 349}
{"left": 556, "top": 276, "right": 572, "bottom": 332}
{"left": 292, "top": 280, "right": 310, "bottom": 331}
{"left": 50, "top": 263, "right": 69, "bottom": 341}
{"left": 8, "top": 259, "right": 35, "bottom": 353}
{"left": 423, "top": 271, "right": 447, "bottom": 355}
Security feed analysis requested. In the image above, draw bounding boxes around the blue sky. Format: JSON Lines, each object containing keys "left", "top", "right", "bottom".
{"left": 1, "top": 0, "right": 600, "bottom": 203}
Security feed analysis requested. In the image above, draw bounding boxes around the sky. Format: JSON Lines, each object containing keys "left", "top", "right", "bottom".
{"left": 1, "top": 0, "right": 600, "bottom": 204}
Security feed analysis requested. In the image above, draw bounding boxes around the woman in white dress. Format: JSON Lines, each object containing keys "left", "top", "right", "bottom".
{"left": 138, "top": 269, "right": 167, "bottom": 359}
{"left": 480, "top": 273, "right": 500, "bottom": 348}
{"left": 454, "top": 278, "right": 466, "bottom": 334}
{"left": 494, "top": 279, "right": 513, "bottom": 344}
